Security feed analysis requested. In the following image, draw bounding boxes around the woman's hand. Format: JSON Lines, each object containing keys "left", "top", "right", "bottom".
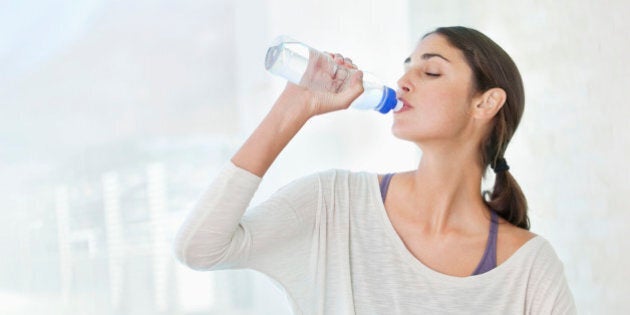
{"left": 280, "top": 52, "right": 365, "bottom": 118}
{"left": 232, "top": 52, "right": 363, "bottom": 177}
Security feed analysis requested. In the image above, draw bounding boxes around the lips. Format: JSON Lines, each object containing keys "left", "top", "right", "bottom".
{"left": 394, "top": 99, "right": 413, "bottom": 113}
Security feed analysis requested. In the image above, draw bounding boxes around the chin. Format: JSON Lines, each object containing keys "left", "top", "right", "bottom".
{"left": 391, "top": 123, "right": 440, "bottom": 144}
{"left": 392, "top": 124, "right": 422, "bottom": 142}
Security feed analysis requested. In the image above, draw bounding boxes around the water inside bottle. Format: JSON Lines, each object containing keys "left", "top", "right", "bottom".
{"left": 265, "top": 41, "right": 310, "bottom": 84}
{"left": 264, "top": 36, "right": 400, "bottom": 113}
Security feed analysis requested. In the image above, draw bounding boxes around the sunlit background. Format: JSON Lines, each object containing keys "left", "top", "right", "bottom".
{"left": 1, "top": 0, "right": 629, "bottom": 314}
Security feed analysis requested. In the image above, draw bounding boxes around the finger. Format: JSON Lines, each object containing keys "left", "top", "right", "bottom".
{"left": 346, "top": 70, "right": 364, "bottom": 97}
{"left": 343, "top": 57, "right": 358, "bottom": 69}
{"left": 337, "top": 54, "right": 357, "bottom": 69}
{"left": 333, "top": 53, "right": 345, "bottom": 64}
{"left": 332, "top": 63, "right": 339, "bottom": 78}
{"left": 334, "top": 66, "right": 350, "bottom": 82}
{"left": 332, "top": 70, "right": 364, "bottom": 109}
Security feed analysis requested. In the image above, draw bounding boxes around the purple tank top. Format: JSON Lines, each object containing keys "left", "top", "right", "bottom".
{"left": 379, "top": 173, "right": 498, "bottom": 275}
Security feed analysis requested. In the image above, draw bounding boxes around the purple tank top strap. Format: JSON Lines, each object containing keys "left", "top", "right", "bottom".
{"left": 379, "top": 173, "right": 395, "bottom": 202}
{"left": 472, "top": 210, "right": 499, "bottom": 275}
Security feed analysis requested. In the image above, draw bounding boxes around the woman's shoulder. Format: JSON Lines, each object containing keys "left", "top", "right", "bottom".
{"left": 315, "top": 167, "right": 384, "bottom": 181}
{"left": 498, "top": 230, "right": 565, "bottom": 271}
{"left": 311, "top": 168, "right": 389, "bottom": 195}
{"left": 497, "top": 233, "right": 575, "bottom": 312}
{"left": 376, "top": 170, "right": 411, "bottom": 186}
{"left": 497, "top": 220, "right": 539, "bottom": 265}
{"left": 282, "top": 167, "right": 371, "bottom": 191}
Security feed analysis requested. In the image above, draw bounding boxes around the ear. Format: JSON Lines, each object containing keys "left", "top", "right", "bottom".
{"left": 471, "top": 88, "right": 507, "bottom": 120}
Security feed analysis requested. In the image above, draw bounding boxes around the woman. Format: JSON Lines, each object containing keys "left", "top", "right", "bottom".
{"left": 173, "top": 26, "right": 576, "bottom": 314}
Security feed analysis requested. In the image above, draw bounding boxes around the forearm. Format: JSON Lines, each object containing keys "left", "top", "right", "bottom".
{"left": 231, "top": 90, "right": 312, "bottom": 177}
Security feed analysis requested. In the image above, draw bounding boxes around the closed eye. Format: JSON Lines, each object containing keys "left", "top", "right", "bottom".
{"left": 426, "top": 73, "right": 440, "bottom": 77}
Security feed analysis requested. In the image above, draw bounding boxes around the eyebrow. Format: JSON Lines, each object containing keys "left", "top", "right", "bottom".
{"left": 404, "top": 53, "right": 450, "bottom": 64}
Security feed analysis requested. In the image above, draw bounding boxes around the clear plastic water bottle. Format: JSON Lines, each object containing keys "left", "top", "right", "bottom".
{"left": 264, "top": 35, "right": 403, "bottom": 114}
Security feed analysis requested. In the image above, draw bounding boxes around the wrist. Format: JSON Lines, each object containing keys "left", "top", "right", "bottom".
{"left": 274, "top": 85, "right": 315, "bottom": 122}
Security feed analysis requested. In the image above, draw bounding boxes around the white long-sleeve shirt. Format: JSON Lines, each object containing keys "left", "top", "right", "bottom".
{"left": 173, "top": 161, "right": 577, "bottom": 314}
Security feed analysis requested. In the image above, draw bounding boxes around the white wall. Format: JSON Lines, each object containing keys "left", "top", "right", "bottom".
{"left": 408, "top": 1, "right": 630, "bottom": 313}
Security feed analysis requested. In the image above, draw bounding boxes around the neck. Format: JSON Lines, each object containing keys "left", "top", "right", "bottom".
{"left": 402, "top": 144, "right": 489, "bottom": 236}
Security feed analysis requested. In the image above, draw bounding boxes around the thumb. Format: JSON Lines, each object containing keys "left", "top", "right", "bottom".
{"left": 332, "top": 70, "right": 365, "bottom": 109}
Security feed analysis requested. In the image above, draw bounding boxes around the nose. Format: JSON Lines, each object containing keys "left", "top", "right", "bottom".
{"left": 396, "top": 74, "right": 411, "bottom": 97}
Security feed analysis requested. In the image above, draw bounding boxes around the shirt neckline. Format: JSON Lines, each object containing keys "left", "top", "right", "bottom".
{"left": 369, "top": 172, "right": 542, "bottom": 284}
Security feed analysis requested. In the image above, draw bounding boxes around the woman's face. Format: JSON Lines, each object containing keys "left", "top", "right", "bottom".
{"left": 393, "top": 33, "right": 478, "bottom": 146}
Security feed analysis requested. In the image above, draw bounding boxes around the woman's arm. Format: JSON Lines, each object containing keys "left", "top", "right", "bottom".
{"left": 230, "top": 86, "right": 313, "bottom": 178}
{"left": 232, "top": 53, "right": 364, "bottom": 177}
{"left": 173, "top": 54, "right": 363, "bottom": 271}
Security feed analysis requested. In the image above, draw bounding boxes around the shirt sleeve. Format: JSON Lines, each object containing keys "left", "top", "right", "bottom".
{"left": 526, "top": 238, "right": 577, "bottom": 315}
{"left": 171, "top": 160, "right": 323, "bottom": 281}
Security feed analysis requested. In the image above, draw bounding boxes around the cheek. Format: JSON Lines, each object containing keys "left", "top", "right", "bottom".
{"left": 393, "top": 86, "right": 471, "bottom": 139}
{"left": 421, "top": 87, "right": 469, "bottom": 125}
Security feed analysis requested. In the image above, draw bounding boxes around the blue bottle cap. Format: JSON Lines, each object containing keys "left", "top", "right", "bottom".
{"left": 377, "top": 87, "right": 400, "bottom": 114}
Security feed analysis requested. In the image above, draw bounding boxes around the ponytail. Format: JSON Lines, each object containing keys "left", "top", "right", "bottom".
{"left": 484, "top": 170, "right": 530, "bottom": 230}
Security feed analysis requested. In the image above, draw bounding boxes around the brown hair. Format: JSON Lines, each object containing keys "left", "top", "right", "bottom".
{"left": 423, "top": 26, "right": 530, "bottom": 230}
